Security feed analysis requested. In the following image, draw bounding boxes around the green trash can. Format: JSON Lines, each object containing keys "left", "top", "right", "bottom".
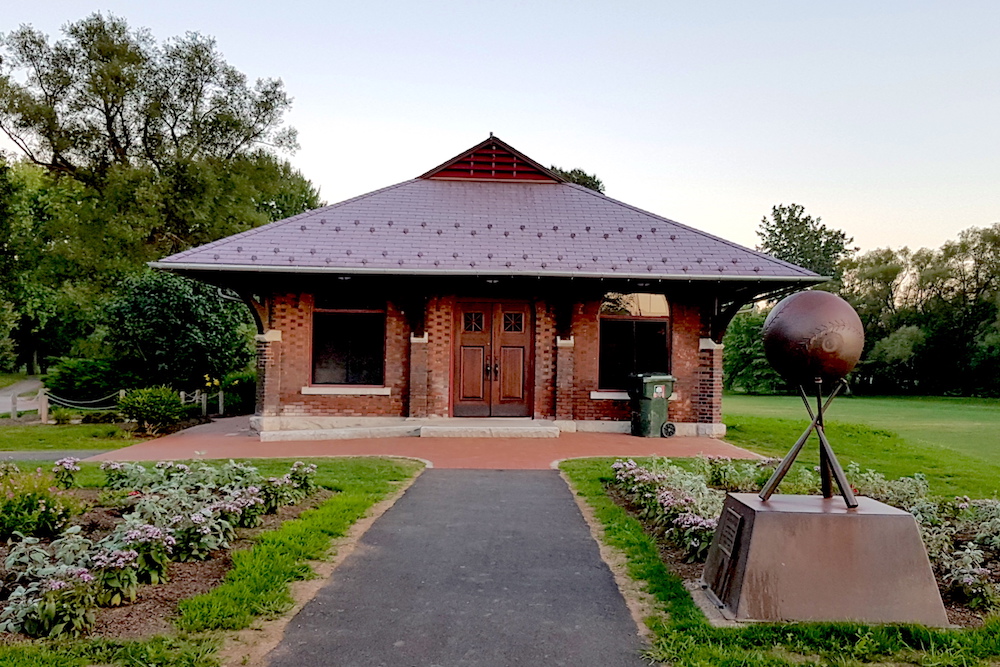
{"left": 628, "top": 373, "right": 676, "bottom": 437}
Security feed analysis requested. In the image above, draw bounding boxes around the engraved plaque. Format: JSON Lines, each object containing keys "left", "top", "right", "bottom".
{"left": 718, "top": 507, "right": 743, "bottom": 558}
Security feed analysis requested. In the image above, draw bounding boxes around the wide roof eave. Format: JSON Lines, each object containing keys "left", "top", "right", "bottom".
{"left": 149, "top": 260, "right": 828, "bottom": 284}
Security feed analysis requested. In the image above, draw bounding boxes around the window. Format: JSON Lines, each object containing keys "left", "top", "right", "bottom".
{"left": 598, "top": 293, "right": 670, "bottom": 390}
{"left": 312, "top": 302, "right": 386, "bottom": 385}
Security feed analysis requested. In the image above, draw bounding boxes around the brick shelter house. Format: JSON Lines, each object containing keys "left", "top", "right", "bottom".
{"left": 152, "top": 136, "right": 822, "bottom": 438}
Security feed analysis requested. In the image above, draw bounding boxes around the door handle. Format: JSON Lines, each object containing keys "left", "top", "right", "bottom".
{"left": 493, "top": 359, "right": 499, "bottom": 379}
{"left": 484, "top": 362, "right": 492, "bottom": 379}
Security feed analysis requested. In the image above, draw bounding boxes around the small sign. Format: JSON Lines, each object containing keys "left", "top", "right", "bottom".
{"left": 653, "top": 384, "right": 665, "bottom": 398}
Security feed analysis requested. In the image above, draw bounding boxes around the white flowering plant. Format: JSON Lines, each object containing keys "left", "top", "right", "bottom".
{"left": 52, "top": 457, "right": 82, "bottom": 490}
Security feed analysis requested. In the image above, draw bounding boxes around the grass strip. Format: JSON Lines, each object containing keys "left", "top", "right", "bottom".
{"left": 0, "top": 424, "right": 142, "bottom": 451}
{"left": 175, "top": 457, "right": 421, "bottom": 633}
{"left": 0, "top": 636, "right": 218, "bottom": 667}
{"left": 560, "top": 456, "right": 1000, "bottom": 667}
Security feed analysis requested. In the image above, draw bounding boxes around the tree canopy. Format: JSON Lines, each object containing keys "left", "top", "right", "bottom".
{"left": 757, "top": 203, "right": 856, "bottom": 280}
{"left": 550, "top": 166, "right": 605, "bottom": 193}
{"left": 0, "top": 15, "right": 321, "bottom": 381}
{"left": 0, "top": 13, "right": 297, "bottom": 184}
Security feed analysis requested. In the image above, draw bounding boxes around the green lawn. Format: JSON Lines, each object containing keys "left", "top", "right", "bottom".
{"left": 0, "top": 424, "right": 143, "bottom": 451}
{"left": 723, "top": 393, "right": 1000, "bottom": 498}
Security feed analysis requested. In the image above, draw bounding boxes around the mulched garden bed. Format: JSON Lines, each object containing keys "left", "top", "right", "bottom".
{"left": 605, "top": 484, "right": 988, "bottom": 629}
{"left": 0, "top": 488, "right": 333, "bottom": 641}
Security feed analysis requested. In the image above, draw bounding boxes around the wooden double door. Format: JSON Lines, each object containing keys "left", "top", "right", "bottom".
{"left": 454, "top": 301, "right": 533, "bottom": 417}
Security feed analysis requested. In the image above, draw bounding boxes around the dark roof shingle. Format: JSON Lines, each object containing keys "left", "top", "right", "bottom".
{"left": 155, "top": 178, "right": 819, "bottom": 282}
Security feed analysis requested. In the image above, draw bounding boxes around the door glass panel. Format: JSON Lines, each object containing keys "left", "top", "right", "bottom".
{"left": 502, "top": 312, "right": 524, "bottom": 333}
{"left": 463, "top": 312, "right": 484, "bottom": 332}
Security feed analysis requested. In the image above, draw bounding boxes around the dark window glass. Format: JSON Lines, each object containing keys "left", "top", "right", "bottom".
{"left": 598, "top": 319, "right": 669, "bottom": 389}
{"left": 503, "top": 312, "right": 524, "bottom": 332}
{"left": 312, "top": 312, "right": 386, "bottom": 385}
{"left": 463, "top": 312, "right": 484, "bottom": 332}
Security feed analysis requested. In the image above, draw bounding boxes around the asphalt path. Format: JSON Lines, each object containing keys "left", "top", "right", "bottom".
{"left": 267, "top": 469, "right": 649, "bottom": 667}
{"left": 0, "top": 378, "right": 42, "bottom": 417}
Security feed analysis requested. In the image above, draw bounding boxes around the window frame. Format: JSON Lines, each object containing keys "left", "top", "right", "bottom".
{"left": 310, "top": 303, "right": 388, "bottom": 387}
{"left": 597, "top": 312, "right": 672, "bottom": 391}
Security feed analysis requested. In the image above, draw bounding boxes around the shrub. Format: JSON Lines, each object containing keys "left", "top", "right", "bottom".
{"left": 0, "top": 470, "right": 80, "bottom": 540}
{"left": 42, "top": 358, "right": 121, "bottom": 402}
{"left": 50, "top": 407, "right": 79, "bottom": 425}
{"left": 117, "top": 386, "right": 185, "bottom": 434}
{"left": 80, "top": 410, "right": 120, "bottom": 424}
{"left": 221, "top": 370, "right": 257, "bottom": 415}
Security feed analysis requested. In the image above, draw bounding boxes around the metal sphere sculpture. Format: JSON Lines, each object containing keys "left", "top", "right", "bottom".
{"left": 758, "top": 291, "right": 866, "bottom": 508}
{"left": 762, "top": 290, "right": 865, "bottom": 384}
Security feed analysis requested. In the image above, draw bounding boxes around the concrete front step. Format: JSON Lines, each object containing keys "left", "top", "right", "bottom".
{"left": 258, "top": 419, "right": 561, "bottom": 441}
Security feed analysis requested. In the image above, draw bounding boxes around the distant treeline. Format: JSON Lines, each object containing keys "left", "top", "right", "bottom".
{"left": 726, "top": 221, "right": 1000, "bottom": 397}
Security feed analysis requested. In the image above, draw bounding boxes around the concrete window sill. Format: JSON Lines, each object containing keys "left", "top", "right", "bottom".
{"left": 301, "top": 386, "right": 392, "bottom": 396}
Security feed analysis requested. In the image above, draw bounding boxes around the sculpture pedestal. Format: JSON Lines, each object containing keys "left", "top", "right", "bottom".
{"left": 701, "top": 494, "right": 948, "bottom": 626}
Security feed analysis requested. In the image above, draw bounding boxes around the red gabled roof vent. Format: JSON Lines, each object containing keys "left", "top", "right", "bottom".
{"left": 420, "top": 135, "right": 564, "bottom": 183}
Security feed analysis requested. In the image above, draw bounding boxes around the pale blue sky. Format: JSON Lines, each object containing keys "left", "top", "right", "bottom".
{"left": 4, "top": 1, "right": 998, "bottom": 252}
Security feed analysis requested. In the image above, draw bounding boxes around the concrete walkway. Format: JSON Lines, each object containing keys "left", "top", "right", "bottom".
{"left": 267, "top": 470, "right": 650, "bottom": 667}
{"left": 83, "top": 416, "right": 760, "bottom": 468}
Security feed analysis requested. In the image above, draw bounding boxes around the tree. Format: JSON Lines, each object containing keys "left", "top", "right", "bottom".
{"left": 102, "top": 270, "right": 254, "bottom": 389}
{"left": 0, "top": 14, "right": 297, "bottom": 184}
{"left": 550, "top": 166, "right": 604, "bottom": 193}
{"left": 757, "top": 204, "right": 856, "bottom": 280}
{"left": 722, "top": 307, "right": 785, "bottom": 394}
{"left": 0, "top": 16, "right": 322, "bottom": 372}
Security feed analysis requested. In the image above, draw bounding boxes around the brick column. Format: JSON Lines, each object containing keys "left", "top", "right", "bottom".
{"left": 555, "top": 336, "right": 575, "bottom": 421}
{"left": 695, "top": 338, "right": 725, "bottom": 436}
{"left": 254, "top": 329, "right": 282, "bottom": 427}
{"left": 408, "top": 333, "right": 430, "bottom": 418}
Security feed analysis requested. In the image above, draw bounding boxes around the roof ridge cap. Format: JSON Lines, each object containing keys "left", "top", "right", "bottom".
{"left": 561, "top": 182, "right": 820, "bottom": 277}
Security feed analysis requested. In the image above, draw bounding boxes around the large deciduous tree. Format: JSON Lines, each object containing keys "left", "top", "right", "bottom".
{"left": 0, "top": 14, "right": 297, "bottom": 182}
{"left": 0, "top": 14, "right": 321, "bottom": 378}
{"left": 757, "top": 203, "right": 856, "bottom": 280}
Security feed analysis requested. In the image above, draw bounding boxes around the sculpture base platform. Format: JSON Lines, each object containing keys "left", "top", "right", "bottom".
{"left": 701, "top": 493, "right": 948, "bottom": 626}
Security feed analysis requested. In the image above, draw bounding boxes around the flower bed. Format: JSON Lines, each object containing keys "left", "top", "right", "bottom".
{"left": 610, "top": 456, "right": 1000, "bottom": 623}
{"left": 0, "top": 459, "right": 319, "bottom": 638}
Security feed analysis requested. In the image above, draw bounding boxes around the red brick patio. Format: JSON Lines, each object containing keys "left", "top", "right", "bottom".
{"left": 82, "top": 417, "right": 761, "bottom": 469}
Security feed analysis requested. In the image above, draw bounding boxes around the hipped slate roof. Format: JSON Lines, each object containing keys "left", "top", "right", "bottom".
{"left": 153, "top": 137, "right": 821, "bottom": 283}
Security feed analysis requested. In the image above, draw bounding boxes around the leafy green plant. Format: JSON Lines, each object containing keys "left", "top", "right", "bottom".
{"left": 0, "top": 470, "right": 80, "bottom": 539}
{"left": 1, "top": 575, "right": 97, "bottom": 638}
{"left": 117, "top": 386, "right": 184, "bottom": 434}
{"left": 221, "top": 370, "right": 256, "bottom": 415}
{"left": 49, "top": 407, "right": 78, "bottom": 425}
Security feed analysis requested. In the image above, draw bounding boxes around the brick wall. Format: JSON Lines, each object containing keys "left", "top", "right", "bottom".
{"left": 424, "top": 295, "right": 454, "bottom": 417}
{"left": 564, "top": 296, "right": 718, "bottom": 425}
{"left": 668, "top": 301, "right": 700, "bottom": 423}
{"left": 254, "top": 289, "right": 723, "bottom": 425}
{"left": 266, "top": 292, "right": 409, "bottom": 417}
{"left": 532, "top": 299, "right": 556, "bottom": 419}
